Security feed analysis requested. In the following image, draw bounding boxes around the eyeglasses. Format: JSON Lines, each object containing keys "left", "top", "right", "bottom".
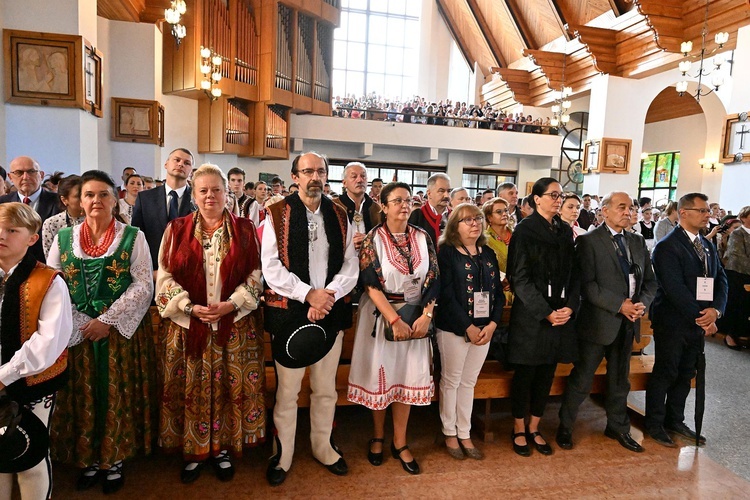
{"left": 386, "top": 198, "right": 413, "bottom": 206}
{"left": 683, "top": 208, "right": 711, "bottom": 214}
{"left": 297, "top": 168, "right": 327, "bottom": 177}
{"left": 10, "top": 169, "right": 40, "bottom": 178}
{"left": 540, "top": 192, "right": 563, "bottom": 201}
{"left": 492, "top": 209, "right": 509, "bottom": 215}
{"left": 459, "top": 216, "right": 485, "bottom": 226}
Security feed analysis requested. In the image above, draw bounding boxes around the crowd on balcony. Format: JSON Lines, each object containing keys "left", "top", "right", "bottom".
{"left": 331, "top": 94, "right": 558, "bottom": 134}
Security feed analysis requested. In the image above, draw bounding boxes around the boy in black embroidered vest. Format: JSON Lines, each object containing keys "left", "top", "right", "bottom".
{"left": 0, "top": 203, "right": 72, "bottom": 500}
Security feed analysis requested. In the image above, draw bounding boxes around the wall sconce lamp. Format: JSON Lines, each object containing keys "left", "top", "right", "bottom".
{"left": 200, "top": 47, "right": 223, "bottom": 100}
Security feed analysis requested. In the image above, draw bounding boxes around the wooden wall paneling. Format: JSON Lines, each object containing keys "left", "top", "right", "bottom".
{"left": 142, "top": 0, "right": 172, "bottom": 23}
{"left": 466, "top": 0, "right": 507, "bottom": 68}
{"left": 477, "top": 0, "right": 527, "bottom": 68}
{"left": 162, "top": 0, "right": 201, "bottom": 94}
{"left": 556, "top": 0, "right": 613, "bottom": 26}
{"left": 503, "top": 0, "right": 539, "bottom": 49}
{"left": 99, "top": 0, "right": 146, "bottom": 22}
{"left": 436, "top": 0, "right": 476, "bottom": 69}
{"left": 645, "top": 86, "right": 704, "bottom": 123}
{"left": 198, "top": 97, "right": 226, "bottom": 153}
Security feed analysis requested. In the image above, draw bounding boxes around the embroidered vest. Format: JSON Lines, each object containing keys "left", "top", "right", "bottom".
{"left": 264, "top": 193, "right": 352, "bottom": 334}
{"left": 58, "top": 225, "right": 137, "bottom": 317}
{"left": 2, "top": 261, "right": 68, "bottom": 403}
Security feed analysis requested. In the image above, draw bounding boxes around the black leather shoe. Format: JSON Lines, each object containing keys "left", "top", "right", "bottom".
{"left": 322, "top": 457, "right": 348, "bottom": 476}
{"left": 527, "top": 430, "right": 553, "bottom": 455}
{"left": 266, "top": 460, "right": 287, "bottom": 487}
{"left": 604, "top": 427, "right": 644, "bottom": 453}
{"left": 391, "top": 442, "right": 420, "bottom": 475}
{"left": 368, "top": 438, "right": 385, "bottom": 466}
{"left": 211, "top": 452, "right": 235, "bottom": 482}
{"left": 102, "top": 462, "right": 124, "bottom": 495}
{"left": 76, "top": 466, "right": 101, "bottom": 491}
{"left": 511, "top": 431, "right": 531, "bottom": 457}
{"left": 647, "top": 428, "right": 678, "bottom": 448}
{"left": 666, "top": 422, "right": 706, "bottom": 445}
{"left": 180, "top": 462, "right": 204, "bottom": 484}
{"left": 556, "top": 427, "right": 574, "bottom": 450}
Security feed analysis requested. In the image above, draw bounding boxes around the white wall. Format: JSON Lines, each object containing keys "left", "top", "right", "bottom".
{"left": 418, "top": 0, "right": 452, "bottom": 102}
{"left": 643, "top": 114, "right": 707, "bottom": 197}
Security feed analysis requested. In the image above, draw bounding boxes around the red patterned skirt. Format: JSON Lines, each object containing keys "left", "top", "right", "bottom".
{"left": 159, "top": 315, "right": 266, "bottom": 461}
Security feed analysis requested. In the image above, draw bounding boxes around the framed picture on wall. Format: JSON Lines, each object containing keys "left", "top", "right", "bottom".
{"left": 583, "top": 140, "right": 600, "bottom": 173}
{"left": 111, "top": 97, "right": 164, "bottom": 146}
{"left": 598, "top": 137, "right": 632, "bottom": 174}
{"left": 720, "top": 111, "right": 750, "bottom": 163}
{"left": 3, "top": 29, "right": 85, "bottom": 109}
{"left": 84, "top": 40, "right": 103, "bottom": 117}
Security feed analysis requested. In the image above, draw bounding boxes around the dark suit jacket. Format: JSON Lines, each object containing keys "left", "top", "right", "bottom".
{"left": 577, "top": 209, "right": 596, "bottom": 230}
{"left": 575, "top": 224, "right": 657, "bottom": 344}
{"left": 131, "top": 184, "right": 193, "bottom": 269}
{"left": 651, "top": 226, "right": 728, "bottom": 333}
{"left": 0, "top": 190, "right": 60, "bottom": 263}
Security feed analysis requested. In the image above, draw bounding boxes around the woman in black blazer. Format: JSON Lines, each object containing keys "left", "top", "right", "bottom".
{"left": 436, "top": 203, "right": 505, "bottom": 460}
{"left": 506, "top": 177, "right": 579, "bottom": 457}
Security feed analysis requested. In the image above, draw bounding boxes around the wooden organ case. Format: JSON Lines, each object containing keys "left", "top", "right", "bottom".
{"left": 163, "top": 0, "right": 339, "bottom": 158}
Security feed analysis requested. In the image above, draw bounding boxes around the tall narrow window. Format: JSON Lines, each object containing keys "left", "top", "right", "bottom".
{"left": 332, "top": 0, "right": 421, "bottom": 100}
{"left": 638, "top": 152, "right": 680, "bottom": 207}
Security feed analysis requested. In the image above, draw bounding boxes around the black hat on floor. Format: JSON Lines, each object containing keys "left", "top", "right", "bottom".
{"left": 0, "top": 398, "right": 49, "bottom": 474}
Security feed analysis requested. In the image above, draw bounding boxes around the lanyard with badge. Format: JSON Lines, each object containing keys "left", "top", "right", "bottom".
{"left": 461, "top": 245, "right": 490, "bottom": 319}
{"left": 385, "top": 225, "right": 421, "bottom": 304}
{"left": 609, "top": 232, "right": 637, "bottom": 298}
{"left": 685, "top": 228, "right": 714, "bottom": 301}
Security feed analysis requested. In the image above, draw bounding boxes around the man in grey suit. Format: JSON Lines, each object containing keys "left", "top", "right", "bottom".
{"left": 131, "top": 148, "right": 194, "bottom": 278}
{"left": 557, "top": 191, "right": 657, "bottom": 452}
{"left": 0, "top": 156, "right": 61, "bottom": 263}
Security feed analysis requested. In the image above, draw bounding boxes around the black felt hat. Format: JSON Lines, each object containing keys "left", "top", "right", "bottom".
{"left": 271, "top": 321, "right": 336, "bottom": 369}
{"left": 0, "top": 399, "right": 50, "bottom": 474}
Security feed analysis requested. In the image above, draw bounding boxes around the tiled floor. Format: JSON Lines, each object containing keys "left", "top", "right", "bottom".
{"left": 48, "top": 390, "right": 749, "bottom": 499}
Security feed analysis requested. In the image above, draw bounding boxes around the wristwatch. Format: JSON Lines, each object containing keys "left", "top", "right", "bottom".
{"left": 228, "top": 298, "right": 241, "bottom": 312}
{"left": 423, "top": 311, "right": 433, "bottom": 319}
{"left": 184, "top": 303, "right": 194, "bottom": 317}
{"left": 714, "top": 308, "right": 722, "bottom": 319}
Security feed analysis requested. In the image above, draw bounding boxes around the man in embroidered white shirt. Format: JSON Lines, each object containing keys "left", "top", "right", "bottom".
{"left": 261, "top": 152, "right": 358, "bottom": 486}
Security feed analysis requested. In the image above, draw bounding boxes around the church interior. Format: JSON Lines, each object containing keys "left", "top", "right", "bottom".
{"left": 2, "top": 0, "right": 750, "bottom": 497}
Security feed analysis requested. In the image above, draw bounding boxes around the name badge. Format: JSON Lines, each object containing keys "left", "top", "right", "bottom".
{"left": 404, "top": 277, "right": 421, "bottom": 304}
{"left": 629, "top": 274, "right": 637, "bottom": 298}
{"left": 696, "top": 277, "right": 714, "bottom": 301}
{"left": 474, "top": 291, "right": 490, "bottom": 319}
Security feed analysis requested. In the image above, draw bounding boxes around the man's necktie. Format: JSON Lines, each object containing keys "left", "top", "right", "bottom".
{"left": 693, "top": 237, "right": 707, "bottom": 274}
{"left": 168, "top": 191, "right": 179, "bottom": 221}
{"left": 23, "top": 197, "right": 30, "bottom": 205}
{"left": 614, "top": 233, "right": 630, "bottom": 278}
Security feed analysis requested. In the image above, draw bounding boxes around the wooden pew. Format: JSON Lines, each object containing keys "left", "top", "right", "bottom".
{"left": 151, "top": 307, "right": 657, "bottom": 422}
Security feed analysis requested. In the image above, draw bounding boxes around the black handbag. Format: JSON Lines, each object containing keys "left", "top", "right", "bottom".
{"left": 383, "top": 303, "right": 434, "bottom": 341}
{"left": 487, "top": 326, "right": 512, "bottom": 369}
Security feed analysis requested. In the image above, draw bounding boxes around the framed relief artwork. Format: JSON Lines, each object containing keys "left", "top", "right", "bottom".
{"left": 111, "top": 97, "right": 164, "bottom": 146}
{"left": 720, "top": 111, "right": 750, "bottom": 163}
{"left": 3, "top": 29, "right": 85, "bottom": 109}
{"left": 525, "top": 181, "right": 534, "bottom": 196}
{"left": 583, "top": 140, "right": 600, "bottom": 173}
{"left": 598, "top": 137, "right": 632, "bottom": 174}
{"left": 84, "top": 41, "right": 103, "bottom": 117}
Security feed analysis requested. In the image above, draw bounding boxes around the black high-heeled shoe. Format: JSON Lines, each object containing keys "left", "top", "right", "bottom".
{"left": 368, "top": 438, "right": 385, "bottom": 466}
{"left": 102, "top": 461, "right": 124, "bottom": 495}
{"left": 511, "top": 430, "right": 531, "bottom": 457}
{"left": 390, "top": 442, "right": 420, "bottom": 475}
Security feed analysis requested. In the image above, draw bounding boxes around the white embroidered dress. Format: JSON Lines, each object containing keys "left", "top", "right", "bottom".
{"left": 347, "top": 228, "right": 435, "bottom": 410}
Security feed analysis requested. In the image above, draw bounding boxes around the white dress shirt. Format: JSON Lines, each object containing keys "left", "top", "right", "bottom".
{"left": 0, "top": 267, "right": 73, "bottom": 387}
{"left": 261, "top": 202, "right": 358, "bottom": 304}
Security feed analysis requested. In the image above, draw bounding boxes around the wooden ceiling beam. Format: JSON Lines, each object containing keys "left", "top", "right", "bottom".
{"left": 466, "top": 0, "right": 507, "bottom": 68}
{"left": 98, "top": 0, "right": 146, "bottom": 22}
{"left": 500, "top": 0, "right": 535, "bottom": 50}
{"left": 571, "top": 25, "right": 619, "bottom": 75}
{"left": 436, "top": 0, "right": 477, "bottom": 71}
{"left": 546, "top": 0, "right": 571, "bottom": 41}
